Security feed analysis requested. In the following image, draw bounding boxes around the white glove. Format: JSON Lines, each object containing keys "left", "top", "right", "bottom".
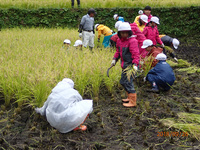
{"left": 161, "top": 43, "right": 165, "bottom": 48}
{"left": 174, "top": 57, "right": 178, "bottom": 62}
{"left": 143, "top": 77, "right": 146, "bottom": 82}
{"left": 111, "top": 60, "right": 116, "bottom": 66}
{"left": 133, "top": 65, "right": 138, "bottom": 71}
{"left": 79, "top": 33, "right": 82, "bottom": 38}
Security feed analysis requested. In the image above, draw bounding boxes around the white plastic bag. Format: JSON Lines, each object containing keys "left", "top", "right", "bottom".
{"left": 35, "top": 78, "right": 93, "bottom": 133}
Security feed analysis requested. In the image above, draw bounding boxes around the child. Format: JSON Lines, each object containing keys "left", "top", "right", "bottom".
{"left": 113, "top": 14, "right": 125, "bottom": 22}
{"left": 63, "top": 39, "right": 71, "bottom": 50}
{"left": 143, "top": 17, "right": 164, "bottom": 47}
{"left": 74, "top": 40, "right": 83, "bottom": 50}
{"left": 129, "top": 22, "right": 147, "bottom": 58}
{"left": 110, "top": 21, "right": 122, "bottom": 48}
{"left": 134, "top": 6, "right": 152, "bottom": 24}
{"left": 95, "top": 24, "right": 113, "bottom": 48}
{"left": 111, "top": 22, "right": 140, "bottom": 107}
{"left": 134, "top": 15, "right": 148, "bottom": 32}
{"left": 141, "top": 39, "right": 163, "bottom": 68}
{"left": 159, "top": 35, "right": 180, "bottom": 62}
{"left": 35, "top": 78, "right": 93, "bottom": 133}
{"left": 145, "top": 53, "right": 176, "bottom": 93}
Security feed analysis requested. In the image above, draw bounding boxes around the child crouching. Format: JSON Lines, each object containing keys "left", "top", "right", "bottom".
{"left": 111, "top": 22, "right": 140, "bottom": 107}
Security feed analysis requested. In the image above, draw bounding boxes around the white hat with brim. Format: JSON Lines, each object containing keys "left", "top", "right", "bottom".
{"left": 64, "top": 39, "right": 71, "bottom": 44}
{"left": 141, "top": 39, "right": 153, "bottom": 49}
{"left": 118, "top": 22, "right": 131, "bottom": 31}
{"left": 140, "top": 15, "right": 148, "bottom": 23}
{"left": 172, "top": 38, "right": 180, "bottom": 49}
{"left": 156, "top": 53, "right": 167, "bottom": 60}
{"left": 113, "top": 14, "right": 118, "bottom": 20}
{"left": 73, "top": 40, "right": 83, "bottom": 47}
{"left": 95, "top": 24, "right": 99, "bottom": 29}
{"left": 151, "top": 16, "right": 160, "bottom": 25}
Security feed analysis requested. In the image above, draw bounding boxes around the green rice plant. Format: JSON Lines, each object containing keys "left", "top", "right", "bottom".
{"left": 178, "top": 112, "right": 200, "bottom": 124}
{"left": 0, "top": 28, "right": 121, "bottom": 107}
{"left": 167, "top": 59, "right": 191, "bottom": 68}
{"left": 0, "top": 0, "right": 199, "bottom": 9}
{"left": 140, "top": 54, "right": 155, "bottom": 77}
{"left": 178, "top": 66, "right": 200, "bottom": 73}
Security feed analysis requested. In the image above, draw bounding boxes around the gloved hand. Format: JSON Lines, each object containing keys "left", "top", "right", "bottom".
{"left": 133, "top": 65, "right": 138, "bottom": 71}
{"left": 174, "top": 57, "right": 178, "bottom": 62}
{"left": 143, "top": 77, "right": 146, "bottom": 82}
{"left": 98, "top": 38, "right": 100, "bottom": 42}
{"left": 161, "top": 43, "right": 165, "bottom": 48}
{"left": 79, "top": 33, "right": 82, "bottom": 38}
{"left": 111, "top": 60, "right": 116, "bottom": 66}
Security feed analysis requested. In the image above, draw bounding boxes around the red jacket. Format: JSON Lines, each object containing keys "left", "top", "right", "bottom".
{"left": 146, "top": 46, "right": 163, "bottom": 67}
{"left": 130, "top": 23, "right": 148, "bottom": 58}
{"left": 110, "top": 34, "right": 119, "bottom": 42}
{"left": 143, "top": 26, "right": 163, "bottom": 46}
{"left": 113, "top": 36, "right": 140, "bottom": 69}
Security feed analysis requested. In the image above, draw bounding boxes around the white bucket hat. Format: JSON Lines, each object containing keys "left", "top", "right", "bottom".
{"left": 113, "top": 14, "right": 118, "bottom": 20}
{"left": 141, "top": 39, "right": 153, "bottom": 49}
{"left": 74, "top": 40, "right": 83, "bottom": 47}
{"left": 95, "top": 24, "right": 99, "bottom": 29}
{"left": 151, "top": 16, "right": 160, "bottom": 25}
{"left": 63, "top": 39, "right": 71, "bottom": 44}
{"left": 172, "top": 38, "right": 180, "bottom": 49}
{"left": 140, "top": 15, "right": 148, "bottom": 23}
{"left": 156, "top": 53, "right": 167, "bottom": 60}
{"left": 115, "top": 21, "right": 123, "bottom": 29}
{"left": 118, "top": 22, "right": 131, "bottom": 31}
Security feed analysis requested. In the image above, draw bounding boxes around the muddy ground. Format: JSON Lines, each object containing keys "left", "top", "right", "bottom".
{"left": 0, "top": 43, "right": 200, "bottom": 150}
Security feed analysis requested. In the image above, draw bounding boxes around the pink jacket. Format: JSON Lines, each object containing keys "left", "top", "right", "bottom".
{"left": 142, "top": 26, "right": 163, "bottom": 46}
{"left": 113, "top": 36, "right": 140, "bottom": 69}
{"left": 130, "top": 23, "right": 148, "bottom": 58}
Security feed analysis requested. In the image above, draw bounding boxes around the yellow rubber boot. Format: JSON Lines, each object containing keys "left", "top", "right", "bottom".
{"left": 123, "top": 93, "right": 137, "bottom": 107}
{"left": 122, "top": 92, "right": 129, "bottom": 102}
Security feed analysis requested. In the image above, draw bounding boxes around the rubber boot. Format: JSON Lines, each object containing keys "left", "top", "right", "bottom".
{"left": 123, "top": 93, "right": 137, "bottom": 107}
{"left": 122, "top": 92, "right": 129, "bottom": 102}
{"left": 73, "top": 114, "right": 89, "bottom": 131}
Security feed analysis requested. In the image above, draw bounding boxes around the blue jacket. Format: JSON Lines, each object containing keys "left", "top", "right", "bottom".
{"left": 147, "top": 60, "right": 175, "bottom": 86}
{"left": 118, "top": 16, "right": 125, "bottom": 22}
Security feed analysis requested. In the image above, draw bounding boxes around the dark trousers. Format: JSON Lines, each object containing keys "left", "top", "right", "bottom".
{"left": 120, "top": 71, "right": 136, "bottom": 93}
{"left": 147, "top": 74, "right": 171, "bottom": 91}
{"left": 71, "top": 0, "right": 80, "bottom": 7}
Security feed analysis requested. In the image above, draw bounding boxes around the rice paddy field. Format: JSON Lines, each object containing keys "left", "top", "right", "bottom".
{"left": 0, "top": 0, "right": 200, "bottom": 9}
{"left": 0, "top": 27, "right": 200, "bottom": 149}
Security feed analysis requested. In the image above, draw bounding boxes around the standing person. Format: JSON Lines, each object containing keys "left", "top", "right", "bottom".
{"left": 71, "top": 0, "right": 80, "bottom": 8}
{"left": 95, "top": 24, "right": 113, "bottom": 48}
{"left": 113, "top": 14, "right": 125, "bottom": 22}
{"left": 159, "top": 35, "right": 180, "bottom": 61}
{"left": 144, "top": 53, "right": 176, "bottom": 93}
{"left": 111, "top": 22, "right": 140, "bottom": 107}
{"left": 134, "top": 15, "right": 148, "bottom": 32}
{"left": 143, "top": 16, "right": 164, "bottom": 47}
{"left": 78, "top": 8, "right": 96, "bottom": 50}
{"left": 141, "top": 39, "right": 163, "bottom": 68}
{"left": 35, "top": 78, "right": 93, "bottom": 133}
{"left": 130, "top": 22, "right": 147, "bottom": 58}
{"left": 134, "top": 6, "right": 152, "bottom": 24}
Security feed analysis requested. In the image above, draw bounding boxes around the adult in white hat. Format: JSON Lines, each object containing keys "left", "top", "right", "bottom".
{"left": 159, "top": 35, "right": 180, "bottom": 62}
{"left": 35, "top": 78, "right": 93, "bottom": 133}
{"left": 141, "top": 39, "right": 164, "bottom": 67}
{"left": 145, "top": 53, "right": 176, "bottom": 93}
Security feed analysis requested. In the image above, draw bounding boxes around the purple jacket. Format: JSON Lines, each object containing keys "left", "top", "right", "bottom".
{"left": 113, "top": 36, "right": 140, "bottom": 69}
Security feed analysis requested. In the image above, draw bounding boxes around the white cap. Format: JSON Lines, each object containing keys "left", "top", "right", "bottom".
{"left": 141, "top": 39, "right": 153, "bottom": 49}
{"left": 138, "top": 10, "right": 143, "bottom": 15}
{"left": 156, "top": 53, "right": 167, "bottom": 60}
{"left": 172, "top": 38, "right": 180, "bottom": 49}
{"left": 115, "top": 21, "right": 123, "bottom": 29}
{"left": 95, "top": 24, "right": 99, "bottom": 29}
{"left": 151, "top": 16, "right": 160, "bottom": 25}
{"left": 63, "top": 39, "right": 71, "bottom": 44}
{"left": 118, "top": 22, "right": 131, "bottom": 31}
{"left": 140, "top": 15, "right": 148, "bottom": 23}
{"left": 113, "top": 14, "right": 118, "bottom": 20}
{"left": 73, "top": 40, "right": 83, "bottom": 47}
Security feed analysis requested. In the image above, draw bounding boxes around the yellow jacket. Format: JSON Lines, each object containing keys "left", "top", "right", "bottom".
{"left": 159, "top": 35, "right": 166, "bottom": 38}
{"left": 97, "top": 25, "right": 112, "bottom": 39}
{"left": 134, "top": 16, "right": 145, "bottom": 32}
